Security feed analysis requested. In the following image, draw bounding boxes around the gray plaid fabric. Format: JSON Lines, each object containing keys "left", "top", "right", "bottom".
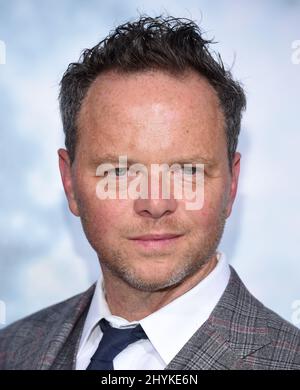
{"left": 1, "top": 266, "right": 300, "bottom": 370}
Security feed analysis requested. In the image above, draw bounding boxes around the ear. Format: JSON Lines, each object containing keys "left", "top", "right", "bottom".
{"left": 58, "top": 148, "right": 80, "bottom": 217}
{"left": 225, "top": 152, "right": 241, "bottom": 218}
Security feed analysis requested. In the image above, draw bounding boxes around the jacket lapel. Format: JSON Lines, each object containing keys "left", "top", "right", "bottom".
{"left": 165, "top": 320, "right": 252, "bottom": 370}
{"left": 37, "top": 284, "right": 95, "bottom": 370}
{"left": 165, "top": 267, "right": 272, "bottom": 370}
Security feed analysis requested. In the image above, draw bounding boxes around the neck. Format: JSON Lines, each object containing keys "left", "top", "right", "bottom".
{"left": 100, "top": 254, "right": 218, "bottom": 322}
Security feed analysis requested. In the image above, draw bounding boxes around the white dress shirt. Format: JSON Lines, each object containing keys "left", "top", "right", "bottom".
{"left": 76, "top": 251, "right": 230, "bottom": 370}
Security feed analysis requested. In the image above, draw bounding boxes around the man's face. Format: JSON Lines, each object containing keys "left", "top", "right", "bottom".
{"left": 59, "top": 69, "right": 240, "bottom": 291}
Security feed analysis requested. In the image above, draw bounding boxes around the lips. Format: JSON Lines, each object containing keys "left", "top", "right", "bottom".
{"left": 130, "top": 233, "right": 183, "bottom": 241}
{"left": 129, "top": 233, "right": 183, "bottom": 249}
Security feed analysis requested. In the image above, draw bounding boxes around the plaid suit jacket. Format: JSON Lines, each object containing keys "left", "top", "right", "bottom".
{"left": 1, "top": 266, "right": 300, "bottom": 370}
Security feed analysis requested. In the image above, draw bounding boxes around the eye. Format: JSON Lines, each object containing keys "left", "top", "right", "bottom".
{"left": 105, "top": 167, "right": 128, "bottom": 177}
{"left": 182, "top": 166, "right": 198, "bottom": 175}
{"left": 113, "top": 167, "right": 128, "bottom": 177}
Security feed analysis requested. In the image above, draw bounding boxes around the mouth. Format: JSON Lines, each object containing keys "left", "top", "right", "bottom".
{"left": 129, "top": 233, "right": 184, "bottom": 250}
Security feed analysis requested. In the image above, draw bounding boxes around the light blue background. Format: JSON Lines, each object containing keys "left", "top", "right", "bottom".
{"left": 0, "top": 0, "right": 299, "bottom": 327}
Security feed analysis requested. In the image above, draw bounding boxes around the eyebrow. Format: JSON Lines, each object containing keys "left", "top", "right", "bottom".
{"left": 90, "top": 154, "right": 215, "bottom": 166}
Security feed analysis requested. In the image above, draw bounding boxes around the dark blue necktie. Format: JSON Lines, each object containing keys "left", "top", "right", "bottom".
{"left": 86, "top": 318, "right": 148, "bottom": 370}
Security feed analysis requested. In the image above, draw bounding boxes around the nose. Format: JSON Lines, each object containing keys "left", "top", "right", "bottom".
{"left": 134, "top": 197, "right": 177, "bottom": 219}
{"left": 133, "top": 172, "right": 178, "bottom": 219}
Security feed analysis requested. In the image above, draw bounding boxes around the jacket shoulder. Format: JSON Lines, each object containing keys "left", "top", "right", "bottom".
{"left": 1, "top": 291, "right": 82, "bottom": 336}
{"left": 0, "top": 285, "right": 95, "bottom": 369}
{"left": 263, "top": 302, "right": 300, "bottom": 360}
{"left": 224, "top": 268, "right": 300, "bottom": 369}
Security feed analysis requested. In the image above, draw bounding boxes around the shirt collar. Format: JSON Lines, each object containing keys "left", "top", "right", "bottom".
{"left": 78, "top": 251, "right": 230, "bottom": 365}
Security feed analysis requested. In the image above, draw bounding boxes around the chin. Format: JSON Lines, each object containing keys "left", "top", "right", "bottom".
{"left": 120, "top": 264, "right": 190, "bottom": 292}
{"left": 125, "top": 277, "right": 181, "bottom": 292}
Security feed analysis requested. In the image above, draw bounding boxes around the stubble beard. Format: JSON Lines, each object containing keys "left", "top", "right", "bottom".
{"left": 92, "top": 209, "right": 227, "bottom": 293}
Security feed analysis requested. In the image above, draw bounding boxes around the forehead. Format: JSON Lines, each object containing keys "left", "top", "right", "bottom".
{"left": 77, "top": 69, "right": 226, "bottom": 164}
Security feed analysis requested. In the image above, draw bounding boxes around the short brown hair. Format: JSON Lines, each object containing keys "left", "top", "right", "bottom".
{"left": 59, "top": 14, "right": 246, "bottom": 169}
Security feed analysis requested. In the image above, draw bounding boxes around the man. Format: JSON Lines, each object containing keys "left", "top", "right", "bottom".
{"left": 0, "top": 15, "right": 299, "bottom": 370}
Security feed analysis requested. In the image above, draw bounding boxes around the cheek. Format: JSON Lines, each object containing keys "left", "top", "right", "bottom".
{"left": 75, "top": 176, "right": 122, "bottom": 231}
{"left": 187, "top": 209, "right": 216, "bottom": 230}
{"left": 185, "top": 188, "right": 226, "bottom": 228}
{"left": 83, "top": 197, "right": 132, "bottom": 238}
